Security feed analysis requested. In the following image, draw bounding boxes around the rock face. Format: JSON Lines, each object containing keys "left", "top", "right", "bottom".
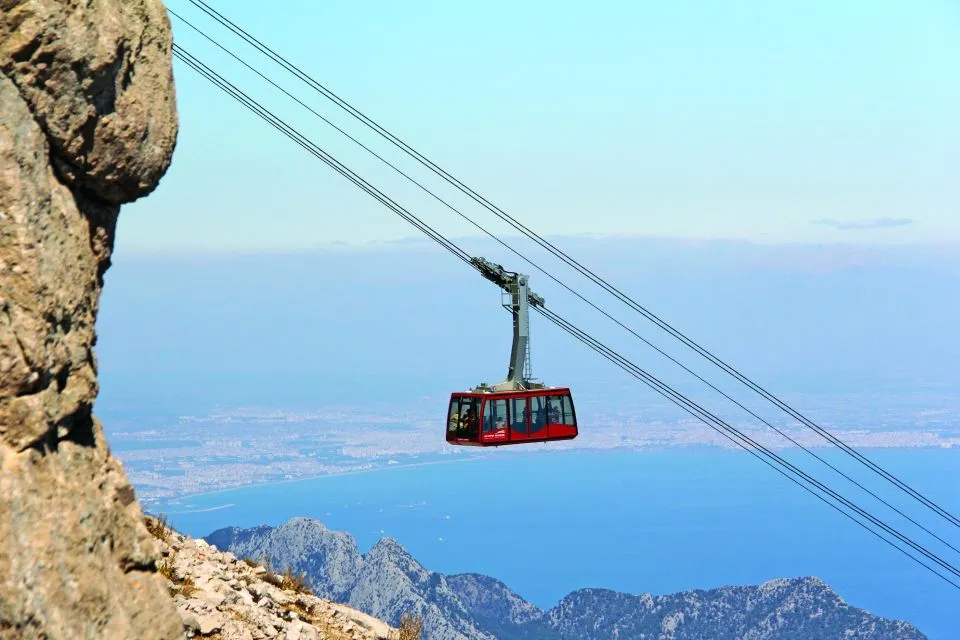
{"left": 0, "top": 0, "right": 178, "bottom": 203}
{"left": 208, "top": 518, "right": 928, "bottom": 640}
{"left": 153, "top": 518, "right": 395, "bottom": 640}
{"left": 0, "top": 1, "right": 179, "bottom": 638}
{"left": 208, "top": 519, "right": 364, "bottom": 604}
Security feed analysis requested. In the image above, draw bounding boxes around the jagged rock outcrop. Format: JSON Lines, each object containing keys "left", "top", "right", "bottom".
{"left": 208, "top": 519, "right": 364, "bottom": 604}
{"left": 0, "top": 1, "right": 179, "bottom": 637}
{"left": 154, "top": 518, "right": 395, "bottom": 640}
{"left": 350, "top": 537, "right": 496, "bottom": 640}
{"left": 209, "top": 518, "right": 928, "bottom": 640}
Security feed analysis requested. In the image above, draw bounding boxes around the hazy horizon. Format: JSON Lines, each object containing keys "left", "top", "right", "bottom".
{"left": 97, "top": 236, "right": 960, "bottom": 422}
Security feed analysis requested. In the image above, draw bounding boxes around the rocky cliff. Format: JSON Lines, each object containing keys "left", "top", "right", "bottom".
{"left": 208, "top": 517, "right": 928, "bottom": 640}
{"left": 0, "top": 1, "right": 180, "bottom": 637}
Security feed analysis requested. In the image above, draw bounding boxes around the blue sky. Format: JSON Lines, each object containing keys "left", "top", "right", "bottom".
{"left": 121, "top": 0, "right": 960, "bottom": 253}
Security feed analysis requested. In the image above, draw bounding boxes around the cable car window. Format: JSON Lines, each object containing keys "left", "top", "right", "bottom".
{"left": 447, "top": 399, "right": 460, "bottom": 434}
{"left": 546, "top": 394, "right": 576, "bottom": 426}
{"left": 484, "top": 399, "right": 507, "bottom": 432}
{"left": 530, "top": 395, "right": 547, "bottom": 434}
{"left": 510, "top": 397, "right": 528, "bottom": 433}
{"left": 561, "top": 394, "right": 576, "bottom": 425}
{"left": 463, "top": 397, "right": 480, "bottom": 437}
{"left": 546, "top": 395, "right": 563, "bottom": 424}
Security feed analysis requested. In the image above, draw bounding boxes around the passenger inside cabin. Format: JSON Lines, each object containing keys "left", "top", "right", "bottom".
{"left": 464, "top": 409, "right": 478, "bottom": 434}
{"left": 548, "top": 404, "right": 560, "bottom": 424}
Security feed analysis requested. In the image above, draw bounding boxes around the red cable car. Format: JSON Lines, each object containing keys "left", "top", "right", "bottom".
{"left": 446, "top": 258, "right": 579, "bottom": 447}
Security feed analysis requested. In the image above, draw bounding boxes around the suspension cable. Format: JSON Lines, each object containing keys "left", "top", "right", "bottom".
{"left": 536, "top": 306, "right": 960, "bottom": 591}
{"left": 171, "top": 43, "right": 960, "bottom": 591}
{"left": 166, "top": 8, "right": 960, "bottom": 555}
{"left": 171, "top": 45, "right": 473, "bottom": 271}
{"left": 177, "top": 0, "right": 960, "bottom": 530}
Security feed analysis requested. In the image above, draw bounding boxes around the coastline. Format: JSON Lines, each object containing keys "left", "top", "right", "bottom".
{"left": 143, "top": 443, "right": 956, "bottom": 510}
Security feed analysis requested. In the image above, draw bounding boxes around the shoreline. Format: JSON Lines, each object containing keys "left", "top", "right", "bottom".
{"left": 143, "top": 444, "right": 956, "bottom": 508}
{"left": 153, "top": 453, "right": 502, "bottom": 507}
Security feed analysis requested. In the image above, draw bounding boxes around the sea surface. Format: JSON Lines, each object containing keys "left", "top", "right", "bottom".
{"left": 158, "top": 448, "right": 960, "bottom": 639}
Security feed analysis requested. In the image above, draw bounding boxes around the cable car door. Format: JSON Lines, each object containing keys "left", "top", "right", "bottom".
{"left": 545, "top": 392, "right": 577, "bottom": 439}
{"left": 480, "top": 397, "right": 508, "bottom": 444}
{"left": 509, "top": 396, "right": 535, "bottom": 443}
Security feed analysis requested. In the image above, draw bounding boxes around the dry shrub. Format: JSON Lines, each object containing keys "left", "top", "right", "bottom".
{"left": 156, "top": 557, "right": 176, "bottom": 581}
{"left": 155, "top": 550, "right": 197, "bottom": 598}
{"left": 280, "top": 567, "right": 312, "bottom": 594}
{"left": 179, "top": 576, "right": 198, "bottom": 597}
{"left": 314, "top": 620, "right": 352, "bottom": 640}
{"left": 392, "top": 613, "right": 424, "bottom": 640}
{"left": 242, "top": 557, "right": 258, "bottom": 568}
{"left": 262, "top": 571, "right": 283, "bottom": 588}
{"left": 261, "top": 565, "right": 312, "bottom": 594}
{"left": 145, "top": 514, "right": 171, "bottom": 543}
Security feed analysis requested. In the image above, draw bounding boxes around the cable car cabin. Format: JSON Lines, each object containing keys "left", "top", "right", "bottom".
{"left": 446, "top": 258, "right": 578, "bottom": 447}
{"left": 446, "top": 388, "right": 578, "bottom": 446}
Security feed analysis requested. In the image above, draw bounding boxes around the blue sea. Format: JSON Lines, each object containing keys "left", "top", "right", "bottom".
{"left": 158, "top": 448, "right": 960, "bottom": 639}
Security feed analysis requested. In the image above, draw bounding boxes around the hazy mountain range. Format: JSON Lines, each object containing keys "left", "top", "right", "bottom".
{"left": 205, "top": 517, "right": 926, "bottom": 640}
{"left": 97, "top": 237, "right": 960, "bottom": 416}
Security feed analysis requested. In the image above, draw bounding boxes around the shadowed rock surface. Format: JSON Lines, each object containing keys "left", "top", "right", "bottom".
{"left": 0, "top": 0, "right": 180, "bottom": 637}
{"left": 209, "top": 517, "right": 927, "bottom": 640}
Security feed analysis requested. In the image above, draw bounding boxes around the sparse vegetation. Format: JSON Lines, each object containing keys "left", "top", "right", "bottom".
{"left": 179, "top": 576, "right": 197, "bottom": 598}
{"left": 281, "top": 567, "right": 312, "bottom": 594}
{"left": 230, "top": 608, "right": 257, "bottom": 627}
{"left": 282, "top": 598, "right": 313, "bottom": 621}
{"left": 277, "top": 600, "right": 354, "bottom": 640}
{"left": 391, "top": 613, "right": 424, "bottom": 640}
{"left": 315, "top": 620, "right": 353, "bottom": 640}
{"left": 262, "top": 571, "right": 283, "bottom": 588}
{"left": 155, "top": 550, "right": 198, "bottom": 598}
{"left": 260, "top": 564, "right": 312, "bottom": 594}
{"left": 156, "top": 558, "right": 176, "bottom": 582}
{"left": 145, "top": 524, "right": 394, "bottom": 638}
{"left": 145, "top": 514, "right": 171, "bottom": 542}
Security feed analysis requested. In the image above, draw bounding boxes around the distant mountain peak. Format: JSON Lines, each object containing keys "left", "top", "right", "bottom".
{"left": 759, "top": 575, "right": 827, "bottom": 590}
{"left": 368, "top": 536, "right": 407, "bottom": 554}
{"left": 284, "top": 515, "right": 331, "bottom": 530}
{"left": 367, "top": 537, "right": 417, "bottom": 563}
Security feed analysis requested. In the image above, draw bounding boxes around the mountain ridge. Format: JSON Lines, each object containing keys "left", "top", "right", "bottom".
{"left": 206, "top": 517, "right": 926, "bottom": 640}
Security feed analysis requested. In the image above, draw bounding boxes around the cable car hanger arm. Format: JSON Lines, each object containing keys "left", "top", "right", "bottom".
{"left": 470, "top": 257, "right": 545, "bottom": 392}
